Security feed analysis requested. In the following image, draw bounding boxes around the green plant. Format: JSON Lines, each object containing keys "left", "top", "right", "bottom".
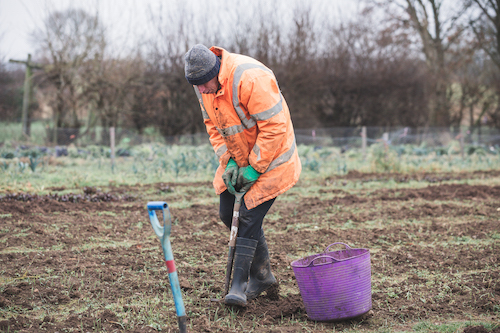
{"left": 28, "top": 156, "right": 40, "bottom": 172}
{"left": 18, "top": 161, "right": 27, "bottom": 173}
{"left": 1, "top": 150, "right": 15, "bottom": 159}
{"left": 1, "top": 161, "right": 9, "bottom": 171}
{"left": 369, "top": 143, "right": 401, "bottom": 172}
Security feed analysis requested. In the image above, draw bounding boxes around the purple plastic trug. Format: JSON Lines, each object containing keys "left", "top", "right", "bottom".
{"left": 291, "top": 242, "right": 372, "bottom": 321}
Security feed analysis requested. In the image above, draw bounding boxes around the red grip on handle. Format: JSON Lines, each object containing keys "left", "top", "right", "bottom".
{"left": 165, "top": 260, "right": 176, "bottom": 273}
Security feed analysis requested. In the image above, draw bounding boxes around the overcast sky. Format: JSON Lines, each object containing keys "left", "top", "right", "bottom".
{"left": 0, "top": 0, "right": 158, "bottom": 61}
{"left": 0, "top": 0, "right": 361, "bottom": 62}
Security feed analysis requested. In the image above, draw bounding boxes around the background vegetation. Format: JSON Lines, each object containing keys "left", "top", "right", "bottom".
{"left": 2, "top": 0, "right": 500, "bottom": 146}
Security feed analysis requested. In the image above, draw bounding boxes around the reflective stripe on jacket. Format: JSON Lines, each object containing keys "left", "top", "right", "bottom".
{"left": 194, "top": 46, "right": 301, "bottom": 209}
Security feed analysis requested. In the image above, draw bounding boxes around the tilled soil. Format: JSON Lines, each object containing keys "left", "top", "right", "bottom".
{"left": 0, "top": 171, "right": 499, "bottom": 332}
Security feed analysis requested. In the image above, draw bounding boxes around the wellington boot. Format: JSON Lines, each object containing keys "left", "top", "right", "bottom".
{"left": 245, "top": 234, "right": 277, "bottom": 300}
{"left": 225, "top": 237, "right": 258, "bottom": 306}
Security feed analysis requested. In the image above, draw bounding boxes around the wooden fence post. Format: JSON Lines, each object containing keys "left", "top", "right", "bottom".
{"left": 361, "top": 126, "right": 367, "bottom": 159}
{"left": 382, "top": 132, "right": 389, "bottom": 145}
{"left": 110, "top": 127, "right": 115, "bottom": 170}
{"left": 460, "top": 129, "right": 465, "bottom": 159}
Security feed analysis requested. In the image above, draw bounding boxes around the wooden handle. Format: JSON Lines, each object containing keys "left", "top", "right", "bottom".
{"left": 224, "top": 191, "right": 245, "bottom": 296}
{"left": 224, "top": 246, "right": 236, "bottom": 295}
{"left": 228, "top": 201, "right": 241, "bottom": 247}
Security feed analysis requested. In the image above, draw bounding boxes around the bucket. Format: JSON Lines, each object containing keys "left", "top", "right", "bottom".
{"left": 291, "top": 242, "right": 371, "bottom": 321}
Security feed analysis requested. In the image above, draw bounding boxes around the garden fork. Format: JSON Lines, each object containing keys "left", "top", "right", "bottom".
{"left": 147, "top": 201, "right": 187, "bottom": 333}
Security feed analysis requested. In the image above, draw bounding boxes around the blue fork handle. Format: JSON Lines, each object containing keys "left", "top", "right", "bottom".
{"left": 147, "top": 201, "right": 170, "bottom": 239}
{"left": 147, "top": 201, "right": 187, "bottom": 332}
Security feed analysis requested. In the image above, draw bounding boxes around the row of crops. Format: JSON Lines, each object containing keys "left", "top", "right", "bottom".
{"left": 0, "top": 144, "right": 218, "bottom": 176}
{"left": 1, "top": 140, "right": 499, "bottom": 176}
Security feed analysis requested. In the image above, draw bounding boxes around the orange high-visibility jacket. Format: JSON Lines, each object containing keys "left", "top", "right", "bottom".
{"left": 192, "top": 46, "right": 301, "bottom": 210}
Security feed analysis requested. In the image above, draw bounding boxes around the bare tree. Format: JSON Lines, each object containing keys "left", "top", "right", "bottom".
{"left": 0, "top": 31, "right": 23, "bottom": 123}
{"left": 90, "top": 56, "right": 146, "bottom": 145}
{"left": 134, "top": 0, "right": 480, "bottom": 137}
{"left": 466, "top": 0, "right": 500, "bottom": 129}
{"left": 33, "top": 8, "right": 106, "bottom": 144}
{"left": 281, "top": 6, "right": 430, "bottom": 128}
{"left": 0, "top": 63, "right": 24, "bottom": 122}
{"left": 452, "top": 53, "right": 494, "bottom": 136}
{"left": 367, "top": 0, "right": 470, "bottom": 127}
{"left": 144, "top": 2, "right": 207, "bottom": 138}
{"left": 468, "top": 0, "right": 500, "bottom": 66}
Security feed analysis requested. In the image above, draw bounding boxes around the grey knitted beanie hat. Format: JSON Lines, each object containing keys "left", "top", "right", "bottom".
{"left": 184, "top": 44, "right": 220, "bottom": 85}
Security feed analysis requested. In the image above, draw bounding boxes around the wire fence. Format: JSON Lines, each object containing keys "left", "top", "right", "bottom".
{"left": 294, "top": 127, "right": 500, "bottom": 148}
{"left": 2, "top": 122, "right": 500, "bottom": 157}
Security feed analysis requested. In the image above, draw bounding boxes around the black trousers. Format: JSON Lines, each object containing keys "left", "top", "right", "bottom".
{"left": 219, "top": 190, "right": 275, "bottom": 240}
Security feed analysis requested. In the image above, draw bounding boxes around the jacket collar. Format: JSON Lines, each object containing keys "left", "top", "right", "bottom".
{"left": 210, "top": 46, "right": 230, "bottom": 91}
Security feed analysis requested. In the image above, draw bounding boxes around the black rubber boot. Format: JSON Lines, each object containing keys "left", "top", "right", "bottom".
{"left": 245, "top": 234, "right": 277, "bottom": 300}
{"left": 225, "top": 237, "right": 258, "bottom": 306}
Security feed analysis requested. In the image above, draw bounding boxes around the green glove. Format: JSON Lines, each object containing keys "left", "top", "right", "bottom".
{"left": 222, "top": 158, "right": 238, "bottom": 195}
{"left": 236, "top": 164, "right": 261, "bottom": 192}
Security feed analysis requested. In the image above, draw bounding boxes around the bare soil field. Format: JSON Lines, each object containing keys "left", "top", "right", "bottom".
{"left": 1, "top": 171, "right": 499, "bottom": 332}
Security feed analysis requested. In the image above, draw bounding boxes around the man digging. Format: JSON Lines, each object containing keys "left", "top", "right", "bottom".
{"left": 184, "top": 44, "right": 302, "bottom": 306}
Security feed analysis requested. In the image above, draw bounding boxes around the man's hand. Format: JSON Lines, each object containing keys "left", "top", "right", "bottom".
{"left": 236, "top": 165, "right": 261, "bottom": 192}
{"left": 222, "top": 158, "right": 239, "bottom": 194}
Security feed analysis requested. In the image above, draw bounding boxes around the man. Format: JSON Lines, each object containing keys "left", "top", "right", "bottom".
{"left": 184, "top": 44, "right": 301, "bottom": 306}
